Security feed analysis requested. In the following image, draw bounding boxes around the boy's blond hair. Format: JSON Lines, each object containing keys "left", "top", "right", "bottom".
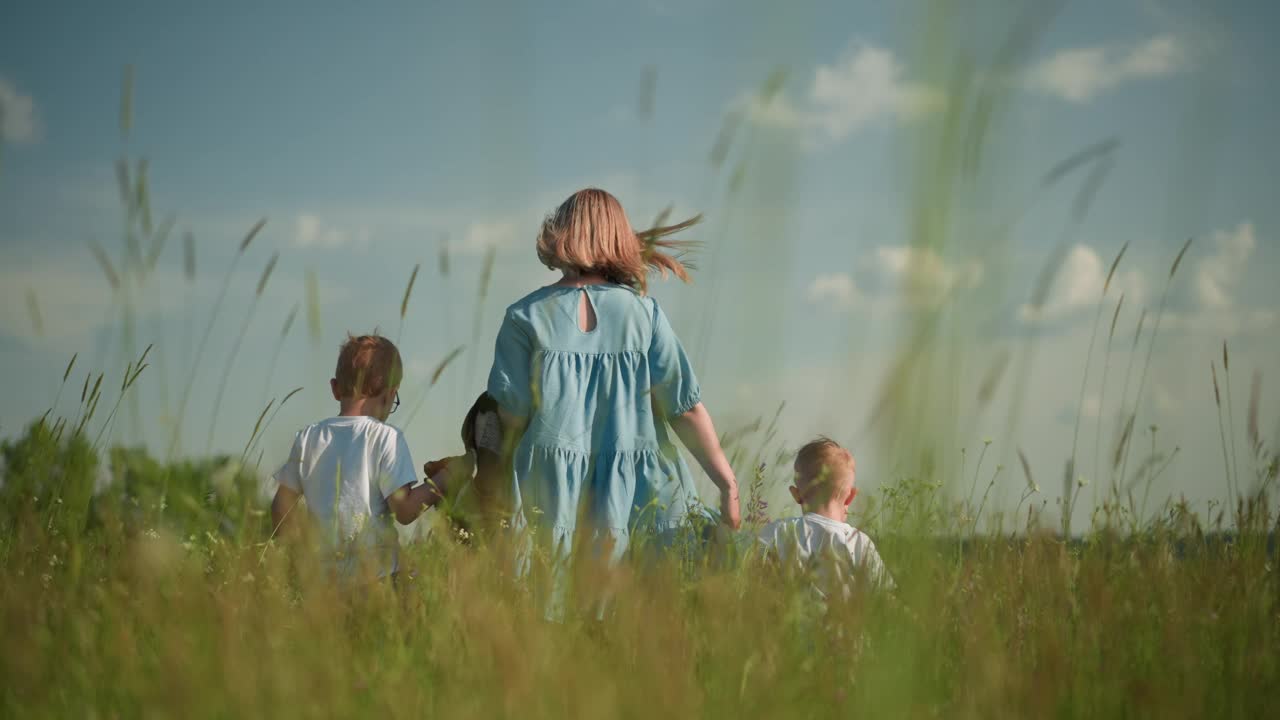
{"left": 334, "top": 334, "right": 402, "bottom": 399}
{"left": 535, "top": 188, "right": 699, "bottom": 294}
{"left": 793, "top": 437, "right": 855, "bottom": 504}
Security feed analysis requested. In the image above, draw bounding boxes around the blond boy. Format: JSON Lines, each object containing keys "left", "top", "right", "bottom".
{"left": 270, "top": 334, "right": 467, "bottom": 579}
{"left": 757, "top": 437, "right": 892, "bottom": 599}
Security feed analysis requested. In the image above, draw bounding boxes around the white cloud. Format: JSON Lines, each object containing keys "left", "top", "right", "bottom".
{"left": 1162, "top": 308, "right": 1276, "bottom": 337}
{"left": 1158, "top": 222, "right": 1273, "bottom": 337}
{"left": 1195, "top": 222, "right": 1255, "bottom": 309}
{"left": 745, "top": 43, "right": 941, "bottom": 143}
{"left": 461, "top": 220, "right": 520, "bottom": 254}
{"left": 1026, "top": 35, "right": 1186, "bottom": 103}
{"left": 0, "top": 74, "right": 41, "bottom": 144}
{"left": 293, "top": 213, "right": 370, "bottom": 250}
{"left": 0, "top": 247, "right": 332, "bottom": 348}
{"left": 807, "top": 272, "right": 861, "bottom": 310}
{"left": 808, "top": 246, "right": 984, "bottom": 314}
{"left": 1020, "top": 244, "right": 1146, "bottom": 322}
{"left": 875, "top": 246, "right": 984, "bottom": 308}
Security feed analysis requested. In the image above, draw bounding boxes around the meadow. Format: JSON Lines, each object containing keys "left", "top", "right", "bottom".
{"left": 3, "top": 410, "right": 1278, "bottom": 718}
{"left": 5, "top": 12, "right": 1280, "bottom": 716}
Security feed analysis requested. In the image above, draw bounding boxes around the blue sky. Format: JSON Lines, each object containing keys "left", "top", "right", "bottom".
{"left": 2, "top": 0, "right": 1277, "bottom": 530}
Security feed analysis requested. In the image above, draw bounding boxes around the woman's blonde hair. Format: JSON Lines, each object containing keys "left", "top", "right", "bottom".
{"left": 535, "top": 188, "right": 699, "bottom": 293}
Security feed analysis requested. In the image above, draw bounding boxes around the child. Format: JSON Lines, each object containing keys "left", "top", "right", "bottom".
{"left": 757, "top": 437, "right": 892, "bottom": 599}
{"left": 440, "top": 391, "right": 507, "bottom": 539}
{"left": 486, "top": 188, "right": 740, "bottom": 582}
{"left": 270, "top": 333, "right": 467, "bottom": 579}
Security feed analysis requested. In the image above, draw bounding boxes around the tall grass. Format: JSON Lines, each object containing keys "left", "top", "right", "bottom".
{"left": 1117, "top": 238, "right": 1194, "bottom": 491}
{"left": 1091, "top": 292, "right": 1124, "bottom": 503}
{"left": 4, "top": 417, "right": 1277, "bottom": 717}
{"left": 263, "top": 304, "right": 299, "bottom": 400}
{"left": 1221, "top": 341, "right": 1241, "bottom": 506}
{"left": 169, "top": 217, "right": 266, "bottom": 458}
{"left": 204, "top": 242, "right": 276, "bottom": 454}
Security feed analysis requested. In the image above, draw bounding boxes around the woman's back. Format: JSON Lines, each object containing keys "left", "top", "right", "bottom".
{"left": 488, "top": 282, "right": 702, "bottom": 543}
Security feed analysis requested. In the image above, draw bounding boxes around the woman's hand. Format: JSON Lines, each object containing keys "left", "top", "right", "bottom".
{"left": 719, "top": 482, "right": 742, "bottom": 530}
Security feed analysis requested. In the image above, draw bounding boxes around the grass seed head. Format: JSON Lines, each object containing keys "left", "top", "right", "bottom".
{"left": 1169, "top": 237, "right": 1193, "bottom": 279}
{"left": 1211, "top": 361, "right": 1221, "bottom": 408}
{"left": 62, "top": 353, "right": 77, "bottom": 384}
{"left": 239, "top": 218, "right": 267, "bottom": 254}
{"left": 1103, "top": 241, "right": 1129, "bottom": 296}
{"left": 400, "top": 263, "right": 420, "bottom": 320}
{"left": 256, "top": 252, "right": 279, "bottom": 297}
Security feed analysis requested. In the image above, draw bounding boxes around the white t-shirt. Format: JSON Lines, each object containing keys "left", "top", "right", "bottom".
{"left": 273, "top": 416, "right": 418, "bottom": 579}
{"left": 757, "top": 513, "right": 893, "bottom": 599}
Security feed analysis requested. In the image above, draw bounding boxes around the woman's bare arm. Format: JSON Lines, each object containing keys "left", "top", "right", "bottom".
{"left": 669, "top": 402, "right": 741, "bottom": 528}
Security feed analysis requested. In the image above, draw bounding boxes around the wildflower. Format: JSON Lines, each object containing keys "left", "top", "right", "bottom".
{"left": 144, "top": 528, "right": 160, "bottom": 540}
{"left": 41, "top": 573, "right": 52, "bottom": 588}
{"left": 55, "top": 496, "right": 63, "bottom": 504}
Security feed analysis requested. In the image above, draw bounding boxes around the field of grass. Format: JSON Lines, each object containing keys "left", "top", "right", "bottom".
{"left": 2, "top": 420, "right": 1278, "bottom": 718}
{"left": 4, "top": 327, "right": 1280, "bottom": 718}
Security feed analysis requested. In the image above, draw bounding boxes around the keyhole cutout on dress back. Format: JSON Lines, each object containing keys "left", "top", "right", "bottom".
{"left": 578, "top": 289, "right": 598, "bottom": 333}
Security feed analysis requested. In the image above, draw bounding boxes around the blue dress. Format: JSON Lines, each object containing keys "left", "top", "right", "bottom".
{"left": 487, "top": 283, "right": 705, "bottom": 561}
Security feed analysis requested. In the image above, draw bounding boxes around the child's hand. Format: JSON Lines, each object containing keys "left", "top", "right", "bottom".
{"left": 719, "top": 484, "right": 742, "bottom": 530}
{"left": 423, "top": 458, "right": 451, "bottom": 481}
{"left": 424, "top": 452, "right": 476, "bottom": 495}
